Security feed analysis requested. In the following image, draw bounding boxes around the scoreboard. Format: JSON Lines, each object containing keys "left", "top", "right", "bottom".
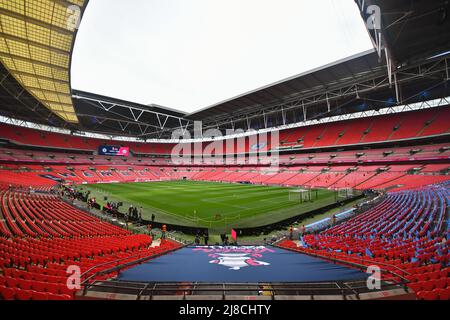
{"left": 98, "top": 145, "right": 130, "bottom": 157}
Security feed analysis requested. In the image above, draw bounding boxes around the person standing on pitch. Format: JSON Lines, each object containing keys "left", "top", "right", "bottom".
{"left": 195, "top": 233, "right": 200, "bottom": 246}
{"left": 331, "top": 214, "right": 337, "bottom": 226}
{"left": 301, "top": 225, "right": 306, "bottom": 236}
{"left": 161, "top": 224, "right": 167, "bottom": 241}
{"left": 128, "top": 205, "right": 133, "bottom": 219}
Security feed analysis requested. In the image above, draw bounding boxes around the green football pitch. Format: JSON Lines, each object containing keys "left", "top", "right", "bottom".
{"left": 83, "top": 181, "right": 338, "bottom": 229}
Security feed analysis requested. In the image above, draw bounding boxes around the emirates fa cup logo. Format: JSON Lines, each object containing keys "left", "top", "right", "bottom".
{"left": 209, "top": 253, "right": 270, "bottom": 270}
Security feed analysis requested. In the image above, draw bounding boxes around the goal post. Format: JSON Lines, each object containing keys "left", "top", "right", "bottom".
{"left": 289, "top": 189, "right": 312, "bottom": 203}
{"left": 337, "top": 187, "right": 354, "bottom": 200}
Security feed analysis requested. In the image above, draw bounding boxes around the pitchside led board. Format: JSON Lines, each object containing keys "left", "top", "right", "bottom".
{"left": 98, "top": 146, "right": 130, "bottom": 157}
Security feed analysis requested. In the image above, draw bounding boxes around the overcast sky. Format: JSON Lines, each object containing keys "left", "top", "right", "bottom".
{"left": 71, "top": 0, "right": 373, "bottom": 114}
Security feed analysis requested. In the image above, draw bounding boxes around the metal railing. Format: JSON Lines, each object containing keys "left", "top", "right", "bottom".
{"left": 81, "top": 244, "right": 186, "bottom": 287}
{"left": 79, "top": 243, "right": 411, "bottom": 300}
{"left": 80, "top": 279, "right": 406, "bottom": 300}
{"left": 272, "top": 242, "right": 411, "bottom": 283}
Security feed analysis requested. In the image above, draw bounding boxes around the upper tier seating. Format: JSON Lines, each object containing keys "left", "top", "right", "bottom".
{"left": 1, "top": 106, "right": 448, "bottom": 154}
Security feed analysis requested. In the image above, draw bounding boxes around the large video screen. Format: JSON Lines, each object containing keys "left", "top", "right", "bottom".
{"left": 98, "top": 145, "right": 130, "bottom": 157}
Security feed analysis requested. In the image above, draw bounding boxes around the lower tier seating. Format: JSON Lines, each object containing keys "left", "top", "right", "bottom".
{"left": 278, "top": 182, "right": 450, "bottom": 300}
{"left": 0, "top": 191, "right": 181, "bottom": 300}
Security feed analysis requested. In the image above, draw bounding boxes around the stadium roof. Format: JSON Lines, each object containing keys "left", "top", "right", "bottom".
{"left": 186, "top": 50, "right": 385, "bottom": 121}
{"left": 0, "top": 0, "right": 89, "bottom": 123}
{"left": 356, "top": 0, "right": 450, "bottom": 67}
{"left": 186, "top": 49, "right": 450, "bottom": 133}
{"left": 71, "top": 89, "right": 189, "bottom": 138}
{"left": 0, "top": 1, "right": 449, "bottom": 139}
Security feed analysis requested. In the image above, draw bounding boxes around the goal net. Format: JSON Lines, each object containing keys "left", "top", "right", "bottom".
{"left": 337, "top": 188, "right": 353, "bottom": 199}
{"left": 289, "top": 189, "right": 311, "bottom": 203}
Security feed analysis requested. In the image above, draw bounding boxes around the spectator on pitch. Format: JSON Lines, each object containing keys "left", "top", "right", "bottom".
{"left": 151, "top": 214, "right": 155, "bottom": 223}
{"left": 204, "top": 233, "right": 209, "bottom": 246}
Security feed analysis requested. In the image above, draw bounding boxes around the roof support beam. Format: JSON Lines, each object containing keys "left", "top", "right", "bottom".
{"left": 302, "top": 102, "right": 306, "bottom": 121}
{"left": 200, "top": 54, "right": 450, "bottom": 131}
{"left": 281, "top": 107, "right": 286, "bottom": 125}
{"left": 446, "top": 58, "right": 449, "bottom": 80}
{"left": 98, "top": 102, "right": 115, "bottom": 111}
{"left": 130, "top": 108, "right": 144, "bottom": 122}
{"left": 73, "top": 93, "right": 189, "bottom": 123}
{"left": 76, "top": 102, "right": 163, "bottom": 132}
{"left": 156, "top": 114, "right": 169, "bottom": 129}
{"left": 0, "top": 72, "right": 58, "bottom": 123}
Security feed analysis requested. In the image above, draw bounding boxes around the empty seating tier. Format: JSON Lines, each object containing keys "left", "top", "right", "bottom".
{"left": 0, "top": 190, "right": 181, "bottom": 300}
{"left": 278, "top": 182, "right": 450, "bottom": 300}
{"left": 1, "top": 106, "right": 448, "bottom": 154}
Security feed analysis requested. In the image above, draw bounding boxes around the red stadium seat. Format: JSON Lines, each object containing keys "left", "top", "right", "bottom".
{"left": 31, "top": 291, "right": 49, "bottom": 301}
{"left": 15, "top": 289, "right": 33, "bottom": 300}
{"left": 17, "top": 279, "right": 33, "bottom": 290}
{"left": 45, "top": 283, "right": 61, "bottom": 295}
{"left": 433, "top": 279, "right": 447, "bottom": 289}
{"left": 417, "top": 290, "right": 439, "bottom": 300}
{"left": 438, "top": 288, "right": 450, "bottom": 300}
{"left": 32, "top": 281, "right": 47, "bottom": 293}
{"left": 5, "top": 277, "right": 17, "bottom": 288}
{"left": 407, "top": 282, "right": 422, "bottom": 293}
{"left": 48, "top": 293, "right": 72, "bottom": 300}
{"left": 0, "top": 286, "right": 15, "bottom": 300}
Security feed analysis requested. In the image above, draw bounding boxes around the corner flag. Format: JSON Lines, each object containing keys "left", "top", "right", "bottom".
{"left": 231, "top": 229, "right": 237, "bottom": 241}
